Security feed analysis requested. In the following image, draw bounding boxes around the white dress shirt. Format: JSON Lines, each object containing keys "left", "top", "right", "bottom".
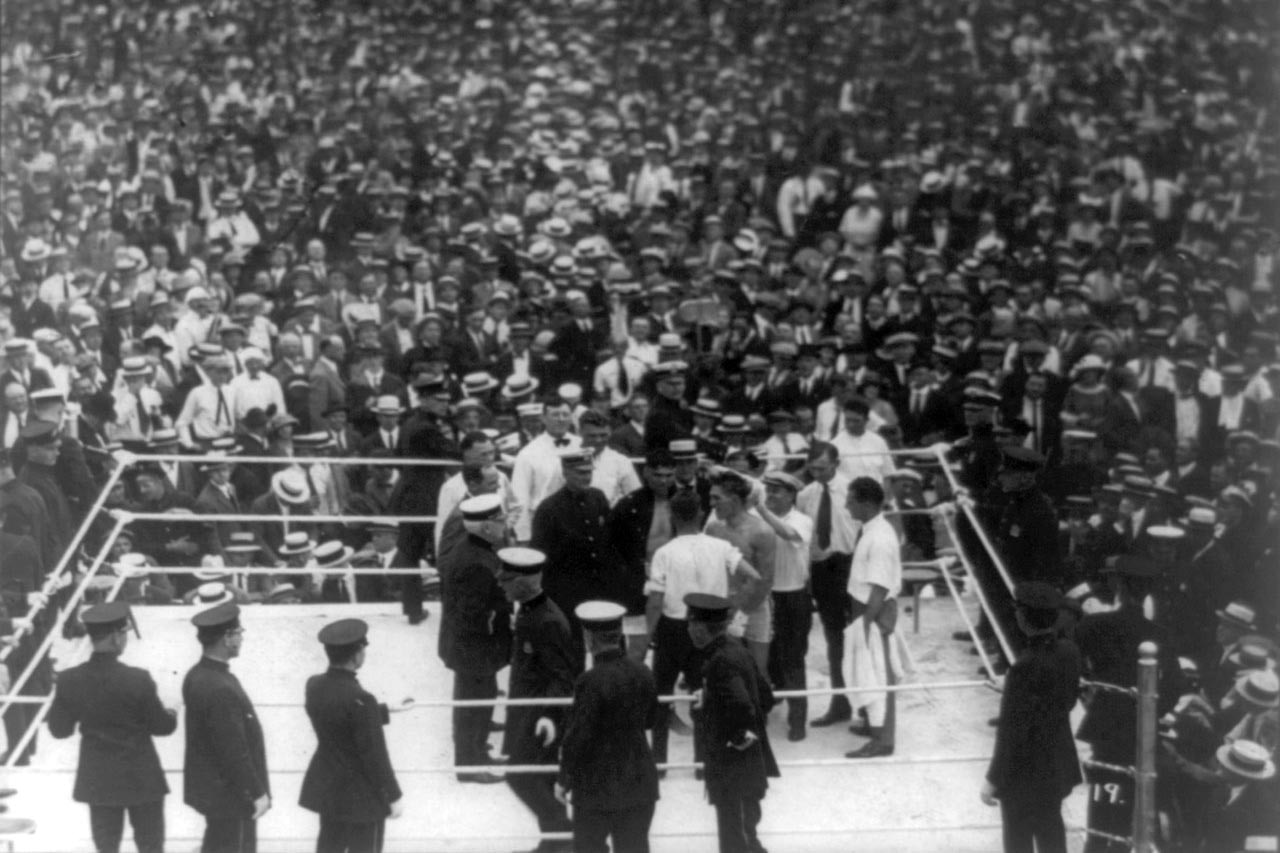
{"left": 175, "top": 383, "right": 235, "bottom": 443}
{"left": 510, "top": 431, "right": 582, "bottom": 541}
{"left": 771, "top": 509, "right": 814, "bottom": 592}
{"left": 645, "top": 533, "right": 741, "bottom": 618}
{"left": 761, "top": 433, "right": 810, "bottom": 472}
{"left": 593, "top": 357, "right": 648, "bottom": 409}
{"left": 434, "top": 469, "right": 519, "bottom": 551}
{"left": 589, "top": 446, "right": 642, "bottom": 507}
{"left": 229, "top": 371, "right": 286, "bottom": 421}
{"left": 848, "top": 513, "right": 902, "bottom": 604}
{"left": 831, "top": 429, "right": 896, "bottom": 484}
{"left": 796, "top": 474, "right": 860, "bottom": 558}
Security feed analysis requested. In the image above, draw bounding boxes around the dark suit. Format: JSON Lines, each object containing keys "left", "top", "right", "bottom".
{"left": 194, "top": 481, "right": 247, "bottom": 556}
{"left": 987, "top": 634, "right": 1082, "bottom": 853}
{"left": 900, "top": 386, "right": 954, "bottom": 446}
{"left": 608, "top": 422, "right": 647, "bottom": 459}
{"left": 436, "top": 533, "right": 512, "bottom": 766}
{"left": 48, "top": 652, "right": 177, "bottom": 853}
{"left": 7, "top": 298, "right": 57, "bottom": 338}
{"left": 699, "top": 633, "right": 780, "bottom": 853}
{"left": 643, "top": 395, "right": 693, "bottom": 452}
{"left": 558, "top": 649, "right": 660, "bottom": 853}
{"left": 502, "top": 592, "right": 578, "bottom": 844}
{"left": 551, "top": 322, "right": 604, "bottom": 387}
{"left": 299, "top": 668, "right": 402, "bottom": 851}
{"left": 347, "top": 374, "right": 406, "bottom": 436}
{"left": 0, "top": 366, "right": 54, "bottom": 396}
{"left": 183, "top": 657, "right": 269, "bottom": 853}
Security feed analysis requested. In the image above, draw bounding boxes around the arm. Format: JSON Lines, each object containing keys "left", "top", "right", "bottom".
{"left": 755, "top": 502, "right": 803, "bottom": 543}
{"left": 174, "top": 386, "right": 200, "bottom": 447}
{"left": 510, "top": 454, "right": 534, "bottom": 542}
{"left": 140, "top": 671, "right": 178, "bottom": 736}
{"left": 708, "top": 659, "right": 758, "bottom": 742}
{"left": 556, "top": 673, "right": 598, "bottom": 793}
{"left": 46, "top": 679, "right": 78, "bottom": 739}
{"left": 645, "top": 590, "right": 664, "bottom": 637}
{"left": 200, "top": 684, "right": 268, "bottom": 801}
{"left": 352, "top": 693, "right": 402, "bottom": 807}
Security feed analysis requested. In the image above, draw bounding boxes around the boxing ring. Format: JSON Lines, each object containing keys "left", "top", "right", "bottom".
{"left": 0, "top": 447, "right": 1158, "bottom": 851}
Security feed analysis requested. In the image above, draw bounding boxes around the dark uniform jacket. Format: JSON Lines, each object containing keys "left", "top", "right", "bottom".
{"left": 47, "top": 652, "right": 177, "bottom": 805}
{"left": 1075, "top": 605, "right": 1180, "bottom": 761}
{"left": 299, "top": 668, "right": 401, "bottom": 823}
{"left": 997, "top": 487, "right": 1060, "bottom": 584}
{"left": 605, "top": 487, "right": 663, "bottom": 616}
{"left": 557, "top": 649, "right": 660, "bottom": 811}
{"left": 643, "top": 395, "right": 692, "bottom": 452}
{"left": 182, "top": 657, "right": 269, "bottom": 817}
{"left": 531, "top": 486, "right": 626, "bottom": 619}
{"left": 699, "top": 634, "right": 779, "bottom": 806}
{"left": 16, "top": 460, "right": 72, "bottom": 559}
{"left": 436, "top": 533, "right": 512, "bottom": 675}
{"left": 0, "top": 478, "right": 55, "bottom": 570}
{"left": 0, "top": 532, "right": 51, "bottom": 692}
{"left": 502, "top": 593, "right": 579, "bottom": 763}
{"left": 987, "top": 633, "right": 1082, "bottom": 802}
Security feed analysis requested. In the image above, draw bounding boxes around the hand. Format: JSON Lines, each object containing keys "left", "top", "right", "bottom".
{"left": 388, "top": 697, "right": 416, "bottom": 714}
{"left": 25, "top": 592, "right": 49, "bottom": 609}
{"left": 980, "top": 781, "right": 998, "bottom": 807}
{"left": 728, "top": 730, "right": 759, "bottom": 751}
{"left": 535, "top": 717, "right": 557, "bottom": 747}
{"left": 7, "top": 617, "right": 32, "bottom": 634}
{"left": 251, "top": 794, "right": 271, "bottom": 819}
{"left": 690, "top": 688, "right": 705, "bottom": 711}
{"left": 554, "top": 782, "right": 571, "bottom": 805}
{"left": 388, "top": 798, "right": 404, "bottom": 819}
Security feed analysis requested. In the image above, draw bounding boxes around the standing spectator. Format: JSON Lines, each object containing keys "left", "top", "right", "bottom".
{"left": 510, "top": 399, "right": 581, "bottom": 542}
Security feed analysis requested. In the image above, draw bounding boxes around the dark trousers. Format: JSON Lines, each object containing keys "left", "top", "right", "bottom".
{"left": 1001, "top": 795, "right": 1067, "bottom": 853}
{"left": 401, "top": 574, "right": 423, "bottom": 618}
{"left": 573, "top": 801, "right": 656, "bottom": 853}
{"left": 714, "top": 796, "right": 765, "bottom": 853}
{"left": 201, "top": 811, "right": 257, "bottom": 853}
{"left": 810, "top": 554, "right": 852, "bottom": 710}
{"left": 316, "top": 817, "right": 385, "bottom": 853}
{"left": 1083, "top": 762, "right": 1134, "bottom": 853}
{"left": 506, "top": 775, "right": 572, "bottom": 851}
{"left": 767, "top": 589, "right": 811, "bottom": 729}
{"left": 651, "top": 615, "right": 703, "bottom": 763}
{"left": 452, "top": 668, "right": 497, "bottom": 765}
{"left": 2, "top": 698, "right": 38, "bottom": 765}
{"left": 88, "top": 801, "right": 165, "bottom": 853}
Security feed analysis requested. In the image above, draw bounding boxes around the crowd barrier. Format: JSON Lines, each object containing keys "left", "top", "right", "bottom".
{"left": 0, "top": 444, "right": 1158, "bottom": 850}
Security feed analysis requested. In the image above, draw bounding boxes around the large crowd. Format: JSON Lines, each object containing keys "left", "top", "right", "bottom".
{"left": 0, "top": 0, "right": 1277, "bottom": 850}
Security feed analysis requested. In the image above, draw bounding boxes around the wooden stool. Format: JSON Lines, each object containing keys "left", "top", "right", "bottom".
{"left": 901, "top": 566, "right": 942, "bottom": 634}
{"left": 0, "top": 817, "right": 36, "bottom": 852}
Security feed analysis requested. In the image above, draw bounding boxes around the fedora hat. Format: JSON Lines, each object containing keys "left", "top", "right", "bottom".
{"left": 270, "top": 470, "right": 311, "bottom": 506}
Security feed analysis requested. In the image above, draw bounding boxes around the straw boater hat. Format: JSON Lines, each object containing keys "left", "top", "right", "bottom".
{"left": 313, "top": 540, "right": 354, "bottom": 569}
{"left": 278, "top": 531, "right": 314, "bottom": 557}
{"left": 270, "top": 470, "right": 311, "bottom": 506}
{"left": 1235, "top": 670, "right": 1279, "bottom": 710}
{"left": 1216, "top": 740, "right": 1276, "bottom": 782}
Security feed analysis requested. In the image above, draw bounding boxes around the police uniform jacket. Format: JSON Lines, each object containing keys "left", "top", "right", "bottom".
{"left": 47, "top": 652, "right": 177, "bottom": 806}
{"left": 299, "top": 668, "right": 402, "bottom": 822}
{"left": 437, "top": 533, "right": 512, "bottom": 675}
{"left": 1074, "top": 604, "right": 1180, "bottom": 761}
{"left": 531, "top": 485, "right": 626, "bottom": 618}
{"left": 643, "top": 395, "right": 693, "bottom": 452}
{"left": 558, "top": 649, "right": 660, "bottom": 811}
{"left": 182, "top": 657, "right": 269, "bottom": 817}
{"left": 0, "top": 531, "right": 51, "bottom": 691}
{"left": 987, "top": 633, "right": 1082, "bottom": 803}
{"left": 699, "top": 634, "right": 779, "bottom": 805}
{"left": 16, "top": 460, "right": 72, "bottom": 557}
{"left": 998, "top": 487, "right": 1060, "bottom": 583}
{"left": 502, "top": 593, "right": 579, "bottom": 763}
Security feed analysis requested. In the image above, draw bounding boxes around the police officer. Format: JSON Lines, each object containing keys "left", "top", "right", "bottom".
{"left": 556, "top": 600, "right": 660, "bottom": 853}
{"left": 182, "top": 601, "right": 270, "bottom": 853}
{"left": 493, "top": 547, "right": 578, "bottom": 853}
{"left": 686, "top": 592, "right": 780, "bottom": 853}
{"left": 1075, "top": 556, "right": 1182, "bottom": 853}
{"left": 643, "top": 361, "right": 693, "bottom": 452}
{"left": 48, "top": 601, "right": 178, "bottom": 853}
{"left": 299, "top": 618, "right": 405, "bottom": 853}
{"left": 982, "top": 583, "right": 1082, "bottom": 853}
{"left": 436, "top": 493, "right": 512, "bottom": 784}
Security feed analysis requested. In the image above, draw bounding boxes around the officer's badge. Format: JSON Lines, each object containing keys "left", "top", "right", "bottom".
{"left": 523, "top": 641, "right": 533, "bottom": 654}
{"left": 1009, "top": 524, "right": 1022, "bottom": 537}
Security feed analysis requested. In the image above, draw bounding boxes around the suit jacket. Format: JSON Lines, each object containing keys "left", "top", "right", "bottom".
{"left": 0, "top": 367, "right": 54, "bottom": 397}
{"left": 0, "top": 479, "right": 54, "bottom": 570}
{"left": 299, "top": 669, "right": 402, "bottom": 822}
{"left": 194, "top": 481, "right": 246, "bottom": 554}
{"left": 308, "top": 358, "right": 346, "bottom": 432}
{"left": 48, "top": 652, "right": 177, "bottom": 805}
{"left": 605, "top": 487, "right": 661, "bottom": 614}
{"left": 700, "top": 634, "right": 779, "bottom": 805}
{"left": 182, "top": 657, "right": 269, "bottom": 817}
{"left": 450, "top": 328, "right": 499, "bottom": 376}
{"left": 347, "top": 373, "right": 406, "bottom": 436}
{"left": 608, "top": 422, "right": 647, "bottom": 459}
{"left": 550, "top": 322, "right": 604, "bottom": 387}
{"left": 901, "top": 387, "right": 955, "bottom": 446}
{"left": 435, "top": 533, "right": 512, "bottom": 675}
{"left": 986, "top": 634, "right": 1082, "bottom": 803}
{"left": 6, "top": 298, "right": 57, "bottom": 338}
{"left": 557, "top": 649, "right": 660, "bottom": 811}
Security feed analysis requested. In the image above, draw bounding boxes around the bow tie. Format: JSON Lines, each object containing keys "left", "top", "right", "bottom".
{"left": 554, "top": 438, "right": 570, "bottom": 448}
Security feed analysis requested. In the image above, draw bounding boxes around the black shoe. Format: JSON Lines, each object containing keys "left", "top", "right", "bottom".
{"left": 951, "top": 630, "right": 971, "bottom": 641}
{"left": 488, "top": 721, "right": 505, "bottom": 732}
{"left": 848, "top": 721, "right": 872, "bottom": 736}
{"left": 456, "top": 771, "right": 504, "bottom": 784}
{"left": 811, "top": 707, "right": 852, "bottom": 727}
{"left": 845, "top": 741, "right": 894, "bottom": 759}
{"left": 408, "top": 613, "right": 427, "bottom": 625}
{"left": 787, "top": 724, "right": 806, "bottom": 742}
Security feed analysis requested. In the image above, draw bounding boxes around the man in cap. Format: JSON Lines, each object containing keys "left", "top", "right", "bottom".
{"left": 685, "top": 592, "right": 780, "bottom": 853}
{"left": 48, "top": 602, "right": 178, "bottom": 853}
{"left": 1075, "top": 555, "right": 1182, "bottom": 852}
{"left": 982, "top": 583, "right": 1082, "bottom": 853}
{"left": 182, "top": 602, "right": 270, "bottom": 852}
{"left": 532, "top": 447, "right": 624, "bottom": 661}
{"left": 14, "top": 419, "right": 74, "bottom": 557}
{"left": 299, "top": 618, "right": 405, "bottom": 850}
{"left": 436, "top": 494, "right": 513, "bottom": 784}
{"left": 493, "top": 546, "right": 577, "bottom": 852}
{"left": 990, "top": 446, "right": 1061, "bottom": 653}
{"left": 555, "top": 600, "right": 660, "bottom": 853}
{"left": 643, "top": 361, "right": 694, "bottom": 453}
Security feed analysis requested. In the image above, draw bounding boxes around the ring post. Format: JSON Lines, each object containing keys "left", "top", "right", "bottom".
{"left": 1132, "top": 641, "right": 1158, "bottom": 853}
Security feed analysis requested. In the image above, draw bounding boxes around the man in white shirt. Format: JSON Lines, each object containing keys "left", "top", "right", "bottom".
{"left": 593, "top": 339, "right": 648, "bottom": 413}
{"left": 626, "top": 143, "right": 674, "bottom": 208}
{"left": 173, "top": 286, "right": 218, "bottom": 368}
{"left": 175, "top": 355, "right": 236, "bottom": 447}
{"left": 796, "top": 442, "right": 860, "bottom": 726}
{"left": 434, "top": 431, "right": 519, "bottom": 553}
{"left": 509, "top": 399, "right": 581, "bottom": 542}
{"left": 228, "top": 347, "right": 285, "bottom": 422}
{"left": 757, "top": 471, "right": 815, "bottom": 742}
{"left": 205, "top": 191, "right": 261, "bottom": 253}
{"left": 844, "top": 476, "right": 904, "bottom": 759}
{"left": 579, "top": 410, "right": 641, "bottom": 506}
{"left": 644, "top": 489, "right": 761, "bottom": 764}
{"left": 832, "top": 397, "right": 896, "bottom": 483}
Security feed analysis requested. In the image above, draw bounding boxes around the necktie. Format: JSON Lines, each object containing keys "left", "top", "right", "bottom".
{"left": 1032, "top": 400, "right": 1042, "bottom": 452}
{"left": 137, "top": 395, "right": 148, "bottom": 432}
{"left": 384, "top": 430, "right": 394, "bottom": 448}
{"left": 617, "top": 359, "right": 630, "bottom": 397}
{"left": 912, "top": 390, "right": 923, "bottom": 416}
{"left": 816, "top": 484, "right": 832, "bottom": 550}
{"left": 215, "top": 389, "right": 230, "bottom": 426}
